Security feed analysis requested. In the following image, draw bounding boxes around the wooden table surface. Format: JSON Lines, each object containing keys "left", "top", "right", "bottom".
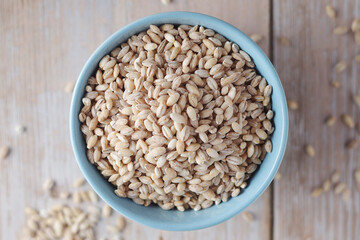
{"left": 1, "top": 0, "right": 359, "bottom": 239}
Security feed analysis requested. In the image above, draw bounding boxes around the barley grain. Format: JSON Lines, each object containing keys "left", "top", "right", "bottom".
{"left": 242, "top": 211, "right": 255, "bottom": 222}
{"left": 342, "top": 188, "right": 351, "bottom": 201}
{"left": 330, "top": 80, "right": 341, "bottom": 88}
{"left": 0, "top": 146, "right": 10, "bottom": 160}
{"left": 278, "top": 36, "right": 290, "bottom": 46}
{"left": 287, "top": 100, "right": 299, "bottom": 110}
{"left": 333, "top": 26, "right": 348, "bottom": 35}
{"left": 351, "top": 19, "right": 360, "bottom": 32}
{"left": 326, "top": 5, "right": 336, "bottom": 19}
{"left": 274, "top": 172, "right": 282, "bottom": 180}
{"left": 325, "top": 116, "right": 336, "bottom": 126}
{"left": 249, "top": 34, "right": 263, "bottom": 43}
{"left": 15, "top": 125, "right": 27, "bottom": 134}
{"left": 305, "top": 145, "right": 315, "bottom": 157}
{"left": 43, "top": 179, "right": 55, "bottom": 191}
{"left": 342, "top": 114, "right": 355, "bottom": 128}
{"left": 322, "top": 180, "right": 331, "bottom": 192}
{"left": 356, "top": 54, "right": 360, "bottom": 62}
{"left": 102, "top": 205, "right": 112, "bottom": 218}
{"left": 73, "top": 177, "right": 85, "bottom": 188}
{"left": 65, "top": 82, "right": 75, "bottom": 93}
{"left": 334, "top": 61, "right": 347, "bottom": 73}
{"left": 116, "top": 216, "right": 126, "bottom": 232}
{"left": 346, "top": 139, "right": 359, "bottom": 149}
{"left": 334, "top": 183, "right": 346, "bottom": 194}
{"left": 311, "top": 187, "right": 323, "bottom": 197}
{"left": 331, "top": 171, "right": 340, "bottom": 183}
{"left": 79, "top": 24, "right": 274, "bottom": 211}
{"left": 355, "top": 169, "right": 360, "bottom": 191}
{"left": 73, "top": 191, "right": 81, "bottom": 203}
{"left": 352, "top": 95, "right": 360, "bottom": 107}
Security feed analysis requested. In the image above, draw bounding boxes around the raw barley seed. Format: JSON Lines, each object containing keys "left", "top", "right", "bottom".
{"left": 73, "top": 177, "right": 85, "bottom": 188}
{"left": 355, "top": 169, "right": 360, "bottom": 191}
{"left": 278, "top": 36, "right": 290, "bottom": 46}
{"left": 305, "top": 145, "right": 315, "bottom": 157}
{"left": 242, "top": 211, "right": 255, "bottom": 222}
{"left": 334, "top": 183, "right": 346, "bottom": 194}
{"left": 79, "top": 24, "right": 274, "bottom": 211}
{"left": 287, "top": 100, "right": 299, "bottom": 110}
{"left": 334, "top": 61, "right": 347, "bottom": 73}
{"left": 333, "top": 26, "right": 348, "bottom": 35}
{"left": 325, "top": 116, "right": 336, "bottom": 126}
{"left": 42, "top": 179, "right": 55, "bottom": 191}
{"left": 0, "top": 146, "right": 10, "bottom": 160}
{"left": 249, "top": 34, "right": 263, "bottom": 43}
{"left": 342, "top": 114, "right": 355, "bottom": 128}
{"left": 311, "top": 187, "right": 323, "bottom": 197}
{"left": 326, "top": 5, "right": 336, "bottom": 19}
{"left": 331, "top": 171, "right": 340, "bottom": 183}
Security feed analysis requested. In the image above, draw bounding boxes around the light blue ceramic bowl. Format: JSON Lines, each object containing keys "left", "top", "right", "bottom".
{"left": 70, "top": 11, "right": 288, "bottom": 231}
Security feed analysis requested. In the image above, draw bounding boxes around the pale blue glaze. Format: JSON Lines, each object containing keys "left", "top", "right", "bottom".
{"left": 70, "top": 12, "right": 288, "bottom": 231}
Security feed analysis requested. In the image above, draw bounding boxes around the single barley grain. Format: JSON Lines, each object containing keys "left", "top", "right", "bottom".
{"left": 331, "top": 171, "right": 341, "bottom": 183}
{"left": 278, "top": 36, "right": 290, "bottom": 46}
{"left": 73, "top": 191, "right": 81, "bottom": 203}
{"left": 102, "top": 204, "right": 112, "bottom": 218}
{"left": 65, "top": 81, "right": 75, "bottom": 93}
{"left": 352, "top": 95, "right": 360, "bottom": 107}
{"left": 274, "top": 172, "right": 282, "bottom": 180}
{"left": 342, "top": 114, "right": 355, "bottom": 128}
{"left": 351, "top": 18, "right": 360, "bottom": 32}
{"left": 242, "top": 211, "right": 255, "bottom": 222}
{"left": 334, "top": 61, "right": 347, "bottom": 73}
{"left": 356, "top": 54, "right": 360, "bottom": 62}
{"left": 322, "top": 180, "right": 331, "bottom": 192}
{"left": 305, "top": 145, "right": 315, "bottom": 157}
{"left": 88, "top": 190, "right": 98, "bottom": 203}
{"left": 59, "top": 191, "right": 70, "bottom": 199}
{"left": 42, "top": 179, "right": 55, "bottom": 191}
{"left": 161, "top": 0, "right": 172, "bottom": 5}
{"left": 311, "top": 187, "right": 323, "bottom": 197}
{"left": 342, "top": 188, "right": 351, "bottom": 201}
{"left": 326, "top": 5, "right": 336, "bottom": 19}
{"left": 287, "top": 100, "right": 299, "bottom": 110}
{"left": 0, "top": 146, "right": 10, "bottom": 160}
{"left": 249, "top": 34, "right": 263, "bottom": 43}
{"left": 330, "top": 81, "right": 341, "bottom": 88}
{"left": 15, "top": 125, "right": 27, "bottom": 134}
{"left": 355, "top": 169, "right": 360, "bottom": 191}
{"left": 356, "top": 32, "right": 360, "bottom": 46}
{"left": 334, "top": 182, "right": 346, "bottom": 194}
{"left": 73, "top": 177, "right": 85, "bottom": 188}
{"left": 325, "top": 116, "right": 336, "bottom": 126}
{"left": 346, "top": 139, "right": 359, "bottom": 149}
{"left": 116, "top": 216, "right": 126, "bottom": 232}
{"left": 333, "top": 26, "right": 348, "bottom": 35}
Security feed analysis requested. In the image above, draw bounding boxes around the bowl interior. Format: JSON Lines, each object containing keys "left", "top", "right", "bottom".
{"left": 70, "top": 11, "right": 288, "bottom": 231}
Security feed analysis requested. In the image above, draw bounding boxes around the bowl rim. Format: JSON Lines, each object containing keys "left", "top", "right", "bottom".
{"left": 70, "top": 11, "right": 288, "bottom": 231}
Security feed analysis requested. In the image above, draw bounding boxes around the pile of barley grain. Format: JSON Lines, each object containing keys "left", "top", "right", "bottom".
{"left": 21, "top": 178, "right": 127, "bottom": 240}
{"left": 79, "top": 24, "right": 274, "bottom": 211}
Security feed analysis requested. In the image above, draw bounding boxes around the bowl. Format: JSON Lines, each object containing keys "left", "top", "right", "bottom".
{"left": 70, "top": 11, "right": 288, "bottom": 231}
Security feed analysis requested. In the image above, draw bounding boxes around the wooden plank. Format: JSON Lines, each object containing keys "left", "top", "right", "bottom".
{"left": 0, "top": 0, "right": 271, "bottom": 239}
{"left": 273, "top": 0, "right": 360, "bottom": 239}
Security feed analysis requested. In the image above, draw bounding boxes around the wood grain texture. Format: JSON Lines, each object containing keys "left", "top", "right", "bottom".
{"left": 0, "top": 0, "right": 271, "bottom": 239}
{"left": 273, "top": 0, "right": 360, "bottom": 239}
